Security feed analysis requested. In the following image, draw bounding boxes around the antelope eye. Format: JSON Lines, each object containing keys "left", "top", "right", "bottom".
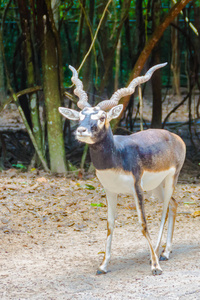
{"left": 99, "top": 116, "right": 105, "bottom": 122}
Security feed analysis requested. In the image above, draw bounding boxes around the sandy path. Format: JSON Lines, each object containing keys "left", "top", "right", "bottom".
{"left": 0, "top": 168, "right": 199, "bottom": 299}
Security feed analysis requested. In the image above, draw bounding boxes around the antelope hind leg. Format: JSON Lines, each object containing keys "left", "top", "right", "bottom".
{"left": 133, "top": 183, "right": 162, "bottom": 275}
{"left": 154, "top": 172, "right": 175, "bottom": 259}
{"left": 160, "top": 197, "right": 178, "bottom": 261}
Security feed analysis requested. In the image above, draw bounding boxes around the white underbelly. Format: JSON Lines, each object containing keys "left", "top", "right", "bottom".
{"left": 96, "top": 167, "right": 176, "bottom": 194}
{"left": 141, "top": 167, "right": 176, "bottom": 191}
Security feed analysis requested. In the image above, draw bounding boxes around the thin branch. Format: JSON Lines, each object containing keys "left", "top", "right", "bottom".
{"left": 79, "top": 0, "right": 98, "bottom": 83}
{"left": 77, "top": 0, "right": 112, "bottom": 73}
{"left": 0, "top": 86, "right": 42, "bottom": 113}
{"left": 64, "top": 91, "right": 77, "bottom": 104}
{"left": 162, "top": 90, "right": 192, "bottom": 128}
{"left": 172, "top": 0, "right": 198, "bottom": 35}
{"left": 196, "top": 95, "right": 200, "bottom": 119}
{"left": 138, "top": 85, "right": 143, "bottom": 131}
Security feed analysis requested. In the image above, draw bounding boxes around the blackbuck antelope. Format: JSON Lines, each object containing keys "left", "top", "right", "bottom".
{"left": 59, "top": 63, "right": 186, "bottom": 275}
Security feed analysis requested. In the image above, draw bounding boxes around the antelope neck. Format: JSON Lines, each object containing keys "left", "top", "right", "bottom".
{"left": 89, "top": 126, "right": 120, "bottom": 170}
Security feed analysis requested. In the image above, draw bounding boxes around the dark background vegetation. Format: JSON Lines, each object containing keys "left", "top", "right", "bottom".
{"left": 0, "top": 0, "right": 199, "bottom": 173}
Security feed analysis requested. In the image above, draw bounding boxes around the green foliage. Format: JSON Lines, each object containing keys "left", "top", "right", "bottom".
{"left": 85, "top": 184, "right": 95, "bottom": 190}
{"left": 193, "top": 0, "right": 200, "bottom": 8}
{"left": 12, "top": 164, "right": 27, "bottom": 170}
{"left": 90, "top": 202, "right": 105, "bottom": 207}
{"left": 0, "top": 0, "right": 11, "bottom": 8}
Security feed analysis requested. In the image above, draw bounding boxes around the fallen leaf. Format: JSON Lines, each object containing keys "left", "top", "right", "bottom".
{"left": 66, "top": 222, "right": 75, "bottom": 227}
{"left": 91, "top": 203, "right": 105, "bottom": 207}
{"left": 192, "top": 211, "right": 200, "bottom": 217}
{"left": 85, "top": 184, "right": 95, "bottom": 190}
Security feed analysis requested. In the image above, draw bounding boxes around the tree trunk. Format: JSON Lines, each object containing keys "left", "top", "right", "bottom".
{"left": 0, "top": 42, "right": 6, "bottom": 107}
{"left": 114, "top": 35, "right": 121, "bottom": 91}
{"left": 151, "top": 49, "right": 162, "bottom": 128}
{"left": 77, "top": 0, "right": 86, "bottom": 67}
{"left": 51, "top": 0, "right": 60, "bottom": 29}
{"left": 124, "top": 16, "right": 132, "bottom": 65}
{"left": 193, "top": 1, "right": 200, "bottom": 68}
{"left": 134, "top": 0, "right": 145, "bottom": 66}
{"left": 37, "top": 0, "right": 67, "bottom": 173}
{"left": 151, "top": 0, "right": 162, "bottom": 128}
{"left": 171, "top": 4, "right": 180, "bottom": 96}
{"left": 18, "top": 0, "right": 43, "bottom": 163}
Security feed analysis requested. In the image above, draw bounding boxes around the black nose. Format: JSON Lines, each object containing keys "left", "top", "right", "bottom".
{"left": 91, "top": 124, "right": 97, "bottom": 131}
{"left": 77, "top": 127, "right": 86, "bottom": 134}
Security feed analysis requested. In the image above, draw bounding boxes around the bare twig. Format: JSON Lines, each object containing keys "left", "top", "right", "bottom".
{"left": 64, "top": 91, "right": 77, "bottom": 104}
{"left": 138, "top": 85, "right": 143, "bottom": 131}
{"left": 0, "top": 86, "right": 42, "bottom": 113}
{"left": 162, "top": 91, "right": 192, "bottom": 128}
{"left": 79, "top": 0, "right": 98, "bottom": 84}
{"left": 172, "top": 0, "right": 198, "bottom": 36}
{"left": 77, "top": 0, "right": 112, "bottom": 73}
{"left": 196, "top": 95, "right": 200, "bottom": 119}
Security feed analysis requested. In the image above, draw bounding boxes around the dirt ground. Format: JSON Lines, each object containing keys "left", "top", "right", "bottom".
{"left": 0, "top": 162, "right": 199, "bottom": 300}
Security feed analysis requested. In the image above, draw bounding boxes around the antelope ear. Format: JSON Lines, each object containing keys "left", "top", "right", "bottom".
{"left": 58, "top": 107, "right": 80, "bottom": 121}
{"left": 107, "top": 104, "right": 123, "bottom": 121}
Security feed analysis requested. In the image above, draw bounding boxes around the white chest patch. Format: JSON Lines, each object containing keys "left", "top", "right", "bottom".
{"left": 96, "top": 169, "right": 135, "bottom": 194}
{"left": 96, "top": 167, "right": 176, "bottom": 195}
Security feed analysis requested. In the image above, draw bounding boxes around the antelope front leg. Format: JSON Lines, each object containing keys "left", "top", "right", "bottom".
{"left": 97, "top": 190, "right": 117, "bottom": 275}
{"left": 133, "top": 182, "right": 162, "bottom": 275}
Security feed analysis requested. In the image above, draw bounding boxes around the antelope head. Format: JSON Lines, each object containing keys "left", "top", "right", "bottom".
{"left": 59, "top": 63, "right": 167, "bottom": 144}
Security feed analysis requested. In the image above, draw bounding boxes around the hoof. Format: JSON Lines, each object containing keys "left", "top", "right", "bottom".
{"left": 159, "top": 255, "right": 169, "bottom": 261}
{"left": 152, "top": 268, "right": 162, "bottom": 276}
{"left": 96, "top": 269, "right": 107, "bottom": 275}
